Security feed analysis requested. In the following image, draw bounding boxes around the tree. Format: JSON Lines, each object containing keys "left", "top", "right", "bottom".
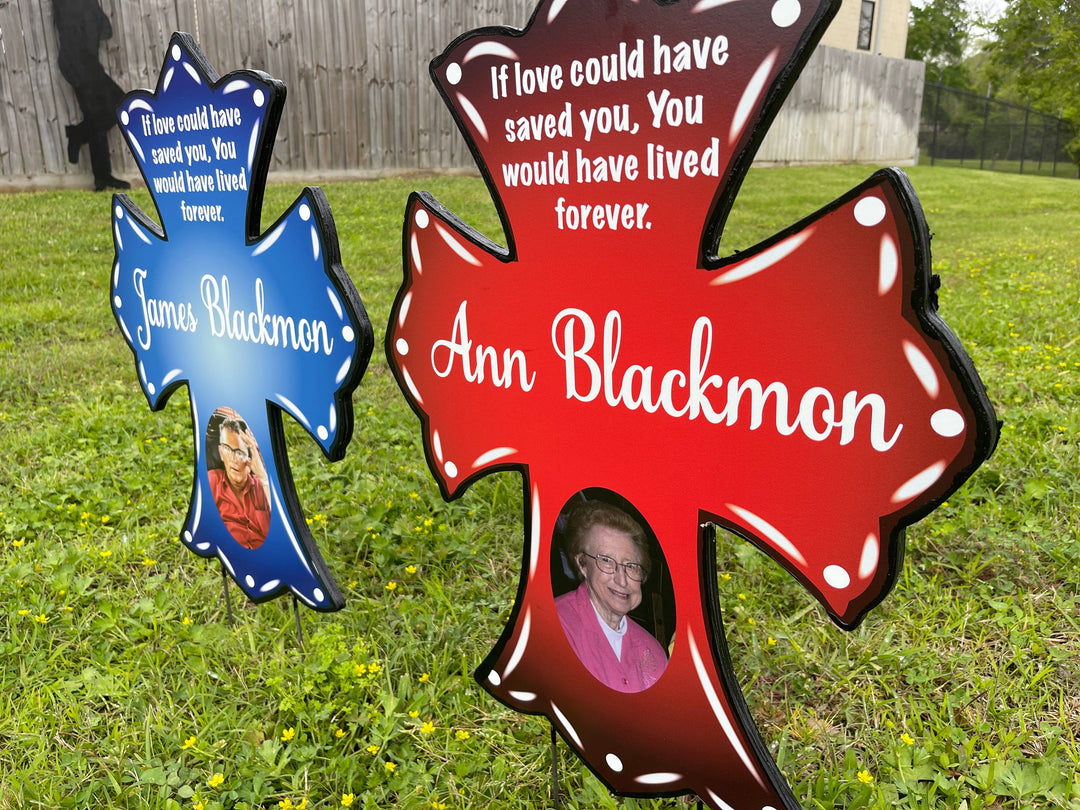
{"left": 906, "top": 0, "right": 972, "bottom": 87}
{"left": 986, "top": 0, "right": 1080, "bottom": 115}
{"left": 985, "top": 0, "right": 1080, "bottom": 159}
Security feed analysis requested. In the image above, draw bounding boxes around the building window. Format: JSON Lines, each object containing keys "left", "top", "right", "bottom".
{"left": 858, "top": 0, "right": 875, "bottom": 50}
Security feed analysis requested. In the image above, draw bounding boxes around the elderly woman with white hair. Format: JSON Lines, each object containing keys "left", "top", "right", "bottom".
{"left": 555, "top": 500, "right": 667, "bottom": 693}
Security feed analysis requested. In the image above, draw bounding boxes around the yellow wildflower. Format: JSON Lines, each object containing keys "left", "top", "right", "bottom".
{"left": 406, "top": 565, "right": 417, "bottom": 574}
{"left": 385, "top": 761, "right": 397, "bottom": 772}
{"left": 366, "top": 745, "right": 379, "bottom": 755}
{"left": 334, "top": 727, "right": 346, "bottom": 738}
{"left": 455, "top": 730, "right": 470, "bottom": 741}
{"left": 901, "top": 733, "right": 915, "bottom": 745}
{"left": 421, "top": 721, "right": 435, "bottom": 735}
{"left": 341, "top": 794, "right": 355, "bottom": 807}
{"left": 385, "top": 581, "right": 398, "bottom": 592}
{"left": 207, "top": 772, "right": 224, "bottom": 788}
{"left": 12, "top": 539, "right": 24, "bottom": 548}
{"left": 281, "top": 727, "right": 296, "bottom": 742}
{"left": 419, "top": 672, "right": 430, "bottom": 683}
{"left": 409, "top": 710, "right": 419, "bottom": 719}
{"left": 857, "top": 769, "right": 873, "bottom": 784}
{"left": 182, "top": 735, "right": 196, "bottom": 750}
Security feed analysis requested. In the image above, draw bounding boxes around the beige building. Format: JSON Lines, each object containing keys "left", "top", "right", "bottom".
{"left": 818, "top": 0, "right": 912, "bottom": 58}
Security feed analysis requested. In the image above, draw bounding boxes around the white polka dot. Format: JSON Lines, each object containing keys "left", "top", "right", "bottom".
{"left": 185, "top": 531, "right": 194, "bottom": 543}
{"left": 147, "top": 382, "right": 155, "bottom": 395}
{"left": 823, "top": 565, "right": 850, "bottom": 589}
{"left": 120, "top": 111, "right": 129, "bottom": 126}
{"left": 879, "top": 233, "right": 899, "bottom": 295}
{"left": 113, "top": 296, "right": 122, "bottom": 308}
{"left": 931, "top": 408, "right": 965, "bottom": 438}
{"left": 445, "top": 62, "right": 463, "bottom": 86}
{"left": 395, "top": 338, "right": 409, "bottom": 356}
{"left": 634, "top": 773, "right": 682, "bottom": 786}
{"left": 317, "top": 425, "right": 329, "bottom": 441}
{"left": 891, "top": 461, "right": 946, "bottom": 503}
{"left": 415, "top": 208, "right": 430, "bottom": 229}
{"left": 855, "top": 196, "right": 886, "bottom": 227}
{"left": 299, "top": 203, "right": 311, "bottom": 221}
{"left": 444, "top": 461, "right": 458, "bottom": 478}
{"left": 487, "top": 670, "right": 502, "bottom": 687}
{"left": 859, "top": 534, "right": 880, "bottom": 580}
{"left": 313, "top": 588, "right": 324, "bottom": 602}
{"left": 550, "top": 701, "right": 582, "bottom": 749}
{"left": 606, "top": 753, "right": 624, "bottom": 773}
{"left": 771, "top": 0, "right": 801, "bottom": 27}
{"left": 115, "top": 205, "right": 124, "bottom": 219}
{"left": 342, "top": 325, "right": 355, "bottom": 342}
{"left": 245, "top": 575, "right": 256, "bottom": 588}
{"left": 253, "top": 89, "right": 265, "bottom": 108}
{"left": 904, "top": 340, "right": 940, "bottom": 398}
{"left": 171, "top": 44, "right": 182, "bottom": 61}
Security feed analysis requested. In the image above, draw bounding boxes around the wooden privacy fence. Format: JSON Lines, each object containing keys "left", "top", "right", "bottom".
{"left": 759, "top": 45, "right": 924, "bottom": 167}
{"left": 0, "top": 0, "right": 923, "bottom": 185}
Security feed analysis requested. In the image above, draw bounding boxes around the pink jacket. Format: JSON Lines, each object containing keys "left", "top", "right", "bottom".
{"left": 555, "top": 583, "right": 667, "bottom": 693}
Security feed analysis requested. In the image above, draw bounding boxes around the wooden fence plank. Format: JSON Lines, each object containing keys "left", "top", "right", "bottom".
{"left": 0, "top": 1, "right": 27, "bottom": 175}
{"left": 2, "top": 3, "right": 924, "bottom": 183}
{"left": 5, "top": 0, "right": 44, "bottom": 176}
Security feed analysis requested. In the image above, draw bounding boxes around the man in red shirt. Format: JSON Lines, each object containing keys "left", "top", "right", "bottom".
{"left": 208, "top": 417, "right": 271, "bottom": 549}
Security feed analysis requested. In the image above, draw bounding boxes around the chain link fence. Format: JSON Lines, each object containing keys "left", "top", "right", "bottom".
{"left": 918, "top": 82, "right": 1078, "bottom": 179}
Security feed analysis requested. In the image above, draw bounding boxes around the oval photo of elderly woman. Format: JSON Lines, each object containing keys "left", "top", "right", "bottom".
{"left": 551, "top": 490, "right": 675, "bottom": 693}
{"left": 205, "top": 407, "right": 272, "bottom": 550}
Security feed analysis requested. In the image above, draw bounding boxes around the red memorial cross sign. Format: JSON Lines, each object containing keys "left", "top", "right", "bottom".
{"left": 388, "top": 0, "right": 998, "bottom": 806}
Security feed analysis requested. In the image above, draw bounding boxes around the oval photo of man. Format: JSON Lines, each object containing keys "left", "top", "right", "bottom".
{"left": 205, "top": 407, "right": 271, "bottom": 550}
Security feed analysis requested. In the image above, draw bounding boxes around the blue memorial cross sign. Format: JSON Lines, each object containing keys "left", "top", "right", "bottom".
{"left": 110, "top": 33, "right": 373, "bottom": 610}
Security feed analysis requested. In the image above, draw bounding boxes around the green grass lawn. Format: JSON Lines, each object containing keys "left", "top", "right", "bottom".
{"left": 0, "top": 165, "right": 1077, "bottom": 809}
